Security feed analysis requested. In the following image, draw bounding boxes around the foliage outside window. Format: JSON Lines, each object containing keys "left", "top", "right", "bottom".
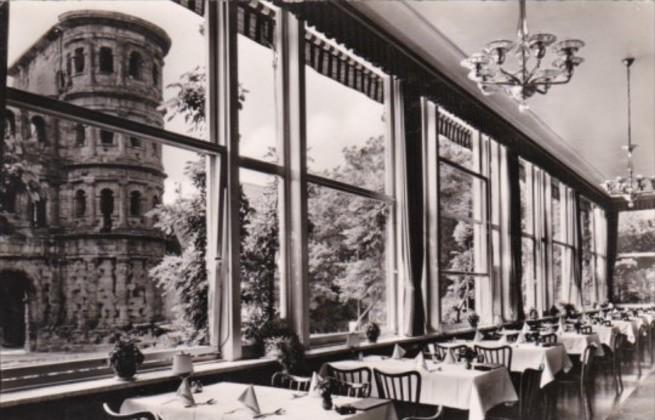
{"left": 614, "top": 209, "right": 655, "bottom": 303}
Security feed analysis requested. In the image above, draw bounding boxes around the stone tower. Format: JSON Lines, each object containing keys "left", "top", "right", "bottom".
{"left": 1, "top": 11, "right": 171, "bottom": 350}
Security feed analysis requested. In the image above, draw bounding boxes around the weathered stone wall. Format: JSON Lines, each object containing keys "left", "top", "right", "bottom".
{"left": 1, "top": 11, "right": 172, "bottom": 350}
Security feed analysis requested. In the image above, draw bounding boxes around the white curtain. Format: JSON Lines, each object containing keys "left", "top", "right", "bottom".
{"left": 594, "top": 207, "right": 608, "bottom": 302}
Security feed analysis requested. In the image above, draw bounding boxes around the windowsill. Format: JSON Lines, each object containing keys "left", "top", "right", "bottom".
{"left": 0, "top": 326, "right": 501, "bottom": 409}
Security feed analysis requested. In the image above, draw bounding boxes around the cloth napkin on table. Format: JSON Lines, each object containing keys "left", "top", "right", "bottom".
{"left": 558, "top": 318, "right": 566, "bottom": 335}
{"left": 308, "top": 372, "right": 323, "bottom": 398}
{"left": 516, "top": 332, "right": 527, "bottom": 344}
{"left": 391, "top": 344, "right": 406, "bottom": 359}
{"left": 238, "top": 384, "right": 261, "bottom": 415}
{"left": 442, "top": 349, "right": 456, "bottom": 364}
{"left": 427, "top": 343, "right": 438, "bottom": 361}
{"left": 415, "top": 351, "right": 429, "bottom": 370}
{"left": 473, "top": 329, "right": 484, "bottom": 342}
{"left": 176, "top": 378, "right": 196, "bottom": 407}
{"left": 521, "top": 322, "right": 530, "bottom": 334}
{"left": 498, "top": 334, "right": 508, "bottom": 344}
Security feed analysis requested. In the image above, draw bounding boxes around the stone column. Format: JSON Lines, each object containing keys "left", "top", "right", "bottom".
{"left": 115, "top": 258, "right": 130, "bottom": 327}
{"left": 118, "top": 181, "right": 127, "bottom": 227}
{"left": 87, "top": 179, "right": 96, "bottom": 226}
{"left": 89, "top": 126, "right": 97, "bottom": 156}
{"left": 87, "top": 39, "right": 96, "bottom": 84}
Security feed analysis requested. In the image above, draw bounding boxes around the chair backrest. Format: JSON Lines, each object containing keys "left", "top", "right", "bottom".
{"left": 474, "top": 345, "right": 513, "bottom": 370}
{"left": 580, "top": 344, "right": 596, "bottom": 383}
{"left": 613, "top": 331, "right": 624, "bottom": 355}
{"left": 445, "top": 344, "right": 470, "bottom": 361}
{"left": 270, "top": 371, "right": 311, "bottom": 392}
{"left": 373, "top": 368, "right": 421, "bottom": 403}
{"left": 325, "top": 365, "right": 371, "bottom": 387}
{"left": 539, "top": 333, "right": 558, "bottom": 344}
{"left": 425, "top": 343, "right": 445, "bottom": 362}
{"left": 103, "top": 403, "right": 158, "bottom": 420}
{"left": 580, "top": 325, "right": 592, "bottom": 334}
{"left": 518, "top": 367, "right": 544, "bottom": 418}
{"left": 329, "top": 377, "right": 371, "bottom": 398}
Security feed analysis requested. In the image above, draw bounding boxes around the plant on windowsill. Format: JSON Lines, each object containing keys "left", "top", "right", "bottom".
{"left": 364, "top": 322, "right": 380, "bottom": 343}
{"left": 257, "top": 318, "right": 306, "bottom": 375}
{"left": 467, "top": 312, "right": 480, "bottom": 329}
{"left": 108, "top": 333, "right": 144, "bottom": 381}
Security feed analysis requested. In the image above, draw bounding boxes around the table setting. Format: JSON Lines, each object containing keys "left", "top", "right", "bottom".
{"left": 321, "top": 344, "right": 517, "bottom": 420}
{"left": 120, "top": 381, "right": 398, "bottom": 420}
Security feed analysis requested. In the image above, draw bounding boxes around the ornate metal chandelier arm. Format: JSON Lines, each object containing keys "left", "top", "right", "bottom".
{"left": 497, "top": 67, "right": 523, "bottom": 85}
{"left": 525, "top": 58, "right": 543, "bottom": 83}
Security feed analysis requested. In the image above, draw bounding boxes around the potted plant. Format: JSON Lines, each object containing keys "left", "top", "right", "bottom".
{"left": 108, "top": 333, "right": 144, "bottom": 380}
{"left": 364, "top": 322, "right": 380, "bottom": 343}
{"left": 467, "top": 312, "right": 480, "bottom": 329}
{"left": 263, "top": 327, "right": 306, "bottom": 375}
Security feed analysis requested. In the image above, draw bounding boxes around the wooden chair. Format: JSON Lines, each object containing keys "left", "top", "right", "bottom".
{"left": 638, "top": 323, "right": 652, "bottom": 366}
{"left": 103, "top": 403, "right": 158, "bottom": 420}
{"left": 555, "top": 344, "right": 596, "bottom": 420}
{"left": 486, "top": 367, "right": 544, "bottom": 420}
{"left": 270, "top": 371, "right": 311, "bottom": 392}
{"left": 329, "top": 377, "right": 371, "bottom": 398}
{"left": 372, "top": 369, "right": 443, "bottom": 420}
{"left": 474, "top": 345, "right": 513, "bottom": 370}
{"left": 424, "top": 343, "right": 445, "bottom": 362}
{"left": 579, "top": 325, "right": 592, "bottom": 334}
{"left": 539, "top": 333, "right": 558, "bottom": 345}
{"left": 324, "top": 365, "right": 372, "bottom": 398}
{"left": 595, "top": 332, "right": 624, "bottom": 393}
{"left": 621, "top": 327, "right": 644, "bottom": 377}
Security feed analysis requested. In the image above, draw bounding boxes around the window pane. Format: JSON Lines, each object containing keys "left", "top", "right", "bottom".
{"left": 439, "top": 134, "right": 473, "bottom": 169}
{"left": 239, "top": 169, "right": 282, "bottom": 343}
{"left": 440, "top": 274, "right": 479, "bottom": 329}
{"left": 615, "top": 209, "right": 655, "bottom": 303}
{"left": 552, "top": 180, "right": 562, "bottom": 241}
{"left": 519, "top": 162, "right": 530, "bottom": 232}
{"left": 439, "top": 162, "right": 488, "bottom": 274}
{"left": 7, "top": 1, "right": 207, "bottom": 141}
{"left": 0, "top": 108, "right": 213, "bottom": 368}
{"left": 238, "top": 33, "right": 278, "bottom": 163}
{"left": 305, "top": 57, "right": 386, "bottom": 192}
{"left": 307, "top": 184, "right": 388, "bottom": 335}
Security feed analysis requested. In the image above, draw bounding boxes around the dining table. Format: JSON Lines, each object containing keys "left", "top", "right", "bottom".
{"left": 120, "top": 382, "right": 398, "bottom": 420}
{"left": 611, "top": 320, "right": 638, "bottom": 344}
{"left": 592, "top": 325, "right": 620, "bottom": 350}
{"left": 321, "top": 355, "right": 517, "bottom": 420}
{"left": 437, "top": 339, "right": 572, "bottom": 388}
{"left": 558, "top": 331, "right": 605, "bottom": 356}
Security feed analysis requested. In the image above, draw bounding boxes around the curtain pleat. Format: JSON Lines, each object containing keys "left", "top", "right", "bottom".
{"left": 507, "top": 151, "right": 524, "bottom": 320}
{"left": 606, "top": 210, "right": 619, "bottom": 301}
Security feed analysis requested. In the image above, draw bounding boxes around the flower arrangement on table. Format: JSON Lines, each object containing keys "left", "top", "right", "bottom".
{"left": 457, "top": 347, "right": 478, "bottom": 369}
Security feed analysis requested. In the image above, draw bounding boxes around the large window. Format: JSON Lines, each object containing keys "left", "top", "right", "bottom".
{"left": 2, "top": 1, "right": 217, "bottom": 388}
{"left": 614, "top": 209, "right": 654, "bottom": 303}
{"left": 304, "top": 25, "right": 392, "bottom": 338}
{"left": 437, "top": 109, "right": 489, "bottom": 329}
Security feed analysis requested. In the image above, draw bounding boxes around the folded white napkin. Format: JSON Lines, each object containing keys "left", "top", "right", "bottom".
{"left": 415, "top": 351, "right": 428, "bottom": 370}
{"left": 498, "top": 334, "right": 508, "bottom": 344}
{"left": 238, "top": 384, "right": 261, "bottom": 415}
{"left": 558, "top": 317, "right": 566, "bottom": 332}
{"left": 473, "top": 329, "right": 484, "bottom": 342}
{"left": 516, "top": 332, "right": 526, "bottom": 344}
{"left": 391, "top": 344, "right": 406, "bottom": 359}
{"left": 521, "top": 322, "right": 530, "bottom": 334}
{"left": 176, "top": 378, "right": 195, "bottom": 406}
{"left": 443, "top": 349, "right": 456, "bottom": 364}
{"left": 308, "top": 372, "right": 322, "bottom": 398}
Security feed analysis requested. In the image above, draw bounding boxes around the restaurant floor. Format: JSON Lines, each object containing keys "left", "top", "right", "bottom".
{"left": 554, "top": 356, "right": 655, "bottom": 420}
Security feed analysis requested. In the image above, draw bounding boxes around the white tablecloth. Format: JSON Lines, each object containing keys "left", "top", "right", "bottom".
{"left": 640, "top": 313, "right": 654, "bottom": 324}
{"left": 440, "top": 340, "right": 572, "bottom": 387}
{"left": 559, "top": 332, "right": 604, "bottom": 356}
{"left": 593, "top": 325, "right": 620, "bottom": 350}
{"left": 612, "top": 320, "right": 637, "bottom": 344}
{"left": 322, "top": 356, "right": 517, "bottom": 420}
{"left": 121, "top": 382, "right": 398, "bottom": 420}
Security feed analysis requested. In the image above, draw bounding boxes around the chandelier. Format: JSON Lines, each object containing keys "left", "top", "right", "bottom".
{"left": 460, "top": 0, "right": 585, "bottom": 112}
{"left": 601, "top": 58, "right": 655, "bottom": 208}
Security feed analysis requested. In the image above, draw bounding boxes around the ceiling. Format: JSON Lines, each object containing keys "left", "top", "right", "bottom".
{"left": 352, "top": 0, "right": 655, "bottom": 190}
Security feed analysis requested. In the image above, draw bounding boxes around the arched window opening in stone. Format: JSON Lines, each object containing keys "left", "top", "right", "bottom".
{"left": 30, "top": 116, "right": 47, "bottom": 143}
{"left": 66, "top": 53, "right": 72, "bottom": 76}
{"left": 128, "top": 51, "right": 143, "bottom": 80}
{"left": 100, "top": 189, "right": 114, "bottom": 231}
{"left": 100, "top": 130, "right": 114, "bottom": 145}
{"left": 152, "top": 63, "right": 159, "bottom": 85}
{"left": 151, "top": 142, "right": 157, "bottom": 156}
{"left": 73, "top": 47, "right": 85, "bottom": 73}
{"left": 4, "top": 110, "right": 16, "bottom": 137}
{"left": 32, "top": 198, "right": 47, "bottom": 228}
{"left": 99, "top": 47, "right": 114, "bottom": 73}
{"left": 151, "top": 195, "right": 160, "bottom": 223}
{"left": 1, "top": 188, "right": 17, "bottom": 213}
{"left": 130, "top": 136, "right": 141, "bottom": 147}
{"left": 75, "top": 124, "right": 86, "bottom": 146}
{"left": 130, "top": 191, "right": 141, "bottom": 217}
{"left": 75, "top": 190, "right": 87, "bottom": 218}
